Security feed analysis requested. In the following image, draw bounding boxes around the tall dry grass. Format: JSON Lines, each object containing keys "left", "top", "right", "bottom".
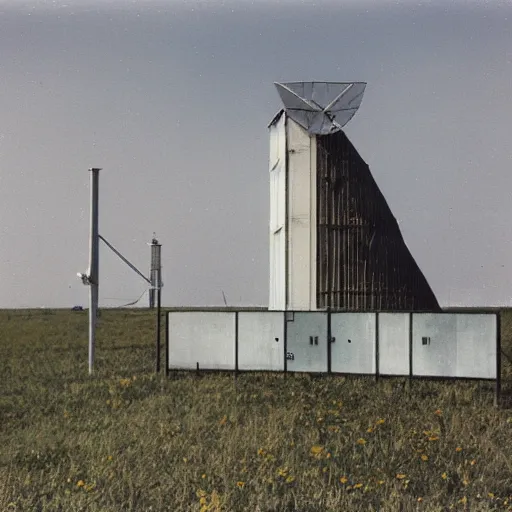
{"left": 0, "top": 308, "right": 511, "bottom": 511}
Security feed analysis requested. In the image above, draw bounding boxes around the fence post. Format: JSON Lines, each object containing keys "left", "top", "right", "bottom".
{"left": 165, "top": 312, "right": 169, "bottom": 378}
{"left": 375, "top": 312, "right": 379, "bottom": 382}
{"left": 494, "top": 312, "right": 501, "bottom": 408}
{"left": 327, "top": 309, "right": 332, "bottom": 374}
{"left": 234, "top": 312, "right": 239, "bottom": 383}
{"left": 408, "top": 312, "right": 413, "bottom": 394}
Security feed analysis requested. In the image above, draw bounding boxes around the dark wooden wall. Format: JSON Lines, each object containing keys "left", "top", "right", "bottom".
{"left": 316, "top": 130, "right": 440, "bottom": 311}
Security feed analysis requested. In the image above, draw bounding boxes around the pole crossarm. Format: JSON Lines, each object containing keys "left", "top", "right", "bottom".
{"left": 99, "top": 235, "right": 151, "bottom": 285}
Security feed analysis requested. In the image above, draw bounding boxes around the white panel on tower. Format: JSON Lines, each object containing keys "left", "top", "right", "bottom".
{"left": 286, "top": 118, "right": 317, "bottom": 310}
{"left": 268, "top": 112, "right": 286, "bottom": 310}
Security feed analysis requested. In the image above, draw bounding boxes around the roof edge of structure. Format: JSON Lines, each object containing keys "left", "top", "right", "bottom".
{"left": 268, "top": 109, "right": 285, "bottom": 128}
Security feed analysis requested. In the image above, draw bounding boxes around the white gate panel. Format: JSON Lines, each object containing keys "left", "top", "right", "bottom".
{"left": 378, "top": 313, "right": 410, "bottom": 376}
{"left": 286, "top": 312, "right": 328, "bottom": 373}
{"left": 168, "top": 312, "right": 236, "bottom": 370}
{"left": 330, "top": 313, "right": 376, "bottom": 374}
{"left": 238, "top": 312, "right": 284, "bottom": 371}
{"left": 412, "top": 314, "right": 457, "bottom": 377}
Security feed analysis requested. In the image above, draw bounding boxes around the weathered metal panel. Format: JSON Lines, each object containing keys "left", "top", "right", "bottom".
{"left": 413, "top": 313, "right": 496, "bottom": 379}
{"left": 168, "top": 312, "right": 236, "bottom": 370}
{"left": 286, "top": 118, "right": 317, "bottom": 310}
{"left": 238, "top": 312, "right": 284, "bottom": 371}
{"left": 455, "top": 314, "right": 497, "bottom": 379}
{"left": 412, "top": 314, "right": 458, "bottom": 377}
{"left": 269, "top": 112, "right": 286, "bottom": 310}
{"left": 330, "top": 313, "right": 376, "bottom": 374}
{"left": 378, "top": 313, "right": 410, "bottom": 375}
{"left": 316, "top": 131, "right": 440, "bottom": 311}
{"left": 286, "top": 312, "right": 328, "bottom": 372}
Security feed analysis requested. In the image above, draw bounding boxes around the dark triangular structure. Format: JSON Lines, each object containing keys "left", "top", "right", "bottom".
{"left": 316, "top": 130, "right": 440, "bottom": 311}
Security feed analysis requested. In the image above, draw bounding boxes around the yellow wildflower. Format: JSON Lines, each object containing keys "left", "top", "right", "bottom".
{"left": 396, "top": 473, "right": 407, "bottom": 480}
{"left": 488, "top": 492, "right": 495, "bottom": 499}
{"left": 257, "top": 448, "right": 265, "bottom": 456}
{"left": 378, "top": 480, "right": 385, "bottom": 485}
{"left": 277, "top": 467, "right": 288, "bottom": 477}
{"left": 428, "top": 436, "right": 439, "bottom": 442}
{"left": 201, "top": 474, "right": 206, "bottom": 479}
{"left": 340, "top": 476, "right": 348, "bottom": 484}
{"left": 76, "top": 480, "right": 85, "bottom": 488}
{"left": 199, "top": 497, "right": 207, "bottom": 506}
{"left": 354, "top": 483, "right": 363, "bottom": 489}
{"left": 236, "top": 481, "right": 245, "bottom": 489}
{"left": 367, "top": 427, "right": 374, "bottom": 433}
{"left": 421, "top": 454, "right": 429, "bottom": 461}
{"left": 441, "top": 472, "right": 448, "bottom": 480}
{"left": 356, "top": 438, "right": 366, "bottom": 446}
{"left": 459, "top": 496, "right": 467, "bottom": 504}
{"left": 285, "top": 475, "right": 295, "bottom": 484}
{"left": 376, "top": 418, "right": 385, "bottom": 425}
{"left": 310, "top": 445, "right": 324, "bottom": 455}
{"left": 119, "top": 378, "right": 131, "bottom": 387}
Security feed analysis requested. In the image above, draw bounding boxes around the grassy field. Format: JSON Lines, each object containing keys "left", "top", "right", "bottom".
{"left": 1, "top": 308, "right": 511, "bottom": 512}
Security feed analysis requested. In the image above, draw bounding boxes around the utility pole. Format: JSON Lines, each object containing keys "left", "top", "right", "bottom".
{"left": 149, "top": 235, "right": 163, "bottom": 371}
{"left": 88, "top": 168, "right": 101, "bottom": 375}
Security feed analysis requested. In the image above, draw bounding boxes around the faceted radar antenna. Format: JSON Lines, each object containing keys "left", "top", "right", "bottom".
{"left": 274, "top": 81, "right": 367, "bottom": 135}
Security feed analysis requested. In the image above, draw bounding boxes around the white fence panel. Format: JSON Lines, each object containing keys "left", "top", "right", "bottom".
{"left": 413, "top": 313, "right": 497, "bottom": 379}
{"left": 330, "top": 313, "right": 376, "bottom": 374}
{"left": 238, "top": 312, "right": 284, "bottom": 371}
{"left": 455, "top": 315, "right": 497, "bottom": 379}
{"left": 412, "top": 314, "right": 458, "bottom": 377}
{"left": 286, "top": 312, "right": 328, "bottom": 373}
{"left": 378, "top": 313, "right": 410, "bottom": 376}
{"left": 168, "top": 312, "right": 236, "bottom": 370}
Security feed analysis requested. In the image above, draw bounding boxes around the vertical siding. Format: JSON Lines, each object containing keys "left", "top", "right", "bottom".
{"left": 316, "top": 130, "right": 440, "bottom": 312}
{"left": 268, "top": 113, "right": 286, "bottom": 310}
{"left": 286, "top": 118, "right": 317, "bottom": 310}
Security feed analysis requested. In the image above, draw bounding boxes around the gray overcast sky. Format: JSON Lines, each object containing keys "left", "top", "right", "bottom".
{"left": 0, "top": 0, "right": 511, "bottom": 309}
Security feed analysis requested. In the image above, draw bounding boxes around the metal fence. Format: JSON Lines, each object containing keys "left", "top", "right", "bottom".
{"left": 166, "top": 309, "right": 501, "bottom": 403}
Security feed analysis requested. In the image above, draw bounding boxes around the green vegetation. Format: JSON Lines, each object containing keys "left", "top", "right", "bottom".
{"left": 1, "top": 308, "right": 511, "bottom": 511}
